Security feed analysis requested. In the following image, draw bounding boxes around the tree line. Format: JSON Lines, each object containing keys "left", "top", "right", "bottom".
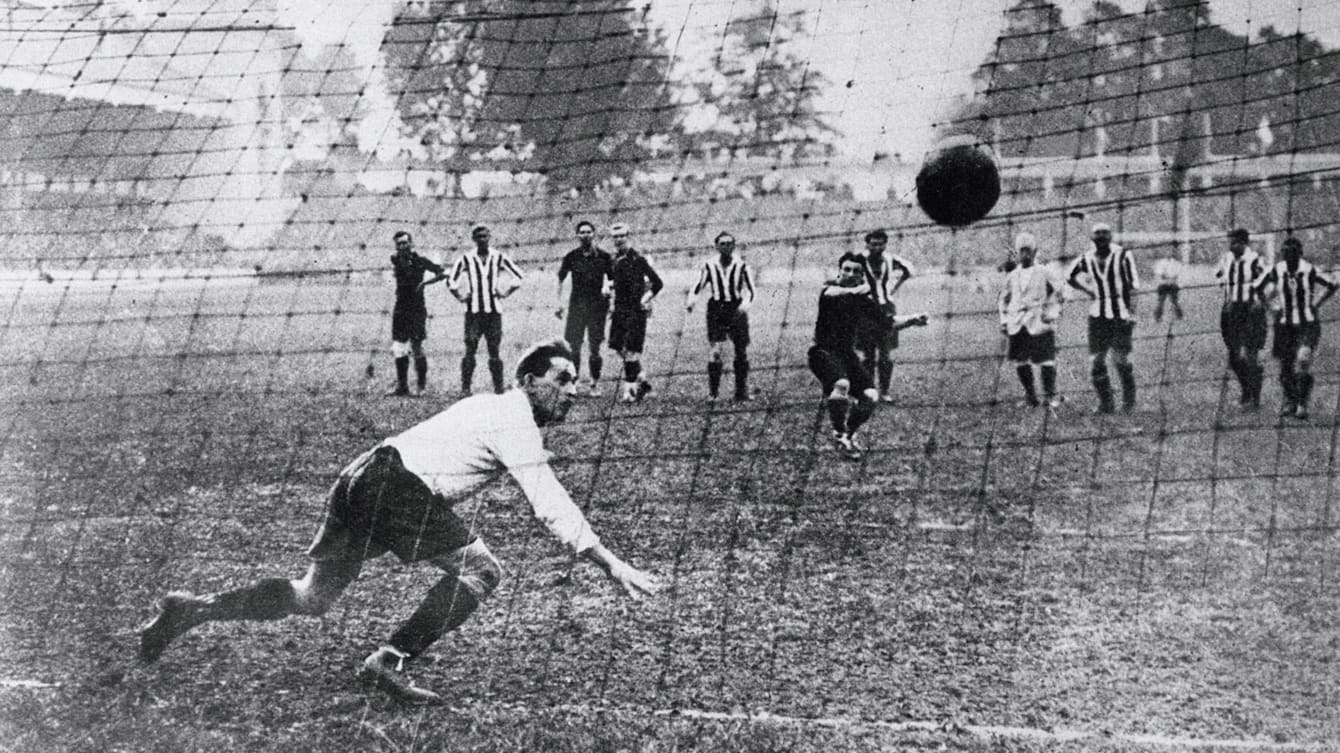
{"left": 946, "top": 0, "right": 1340, "bottom": 172}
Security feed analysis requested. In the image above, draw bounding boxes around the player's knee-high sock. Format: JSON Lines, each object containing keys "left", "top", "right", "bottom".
{"left": 569, "top": 343, "right": 583, "bottom": 378}
{"left": 847, "top": 397, "right": 875, "bottom": 434}
{"left": 877, "top": 359, "right": 893, "bottom": 394}
{"left": 1041, "top": 364, "right": 1057, "bottom": 400}
{"left": 1227, "top": 354, "right": 1246, "bottom": 396}
{"left": 1091, "top": 362, "right": 1114, "bottom": 411}
{"left": 487, "top": 358, "right": 505, "bottom": 394}
{"left": 1247, "top": 363, "right": 1264, "bottom": 404}
{"left": 733, "top": 359, "right": 750, "bottom": 399}
{"left": 414, "top": 356, "right": 428, "bottom": 390}
{"left": 394, "top": 356, "right": 410, "bottom": 392}
{"left": 1298, "top": 372, "right": 1315, "bottom": 406}
{"left": 203, "top": 578, "right": 298, "bottom": 621}
{"left": 1279, "top": 361, "right": 1297, "bottom": 403}
{"left": 1116, "top": 363, "right": 1136, "bottom": 409}
{"left": 388, "top": 577, "right": 480, "bottom": 657}
{"left": 460, "top": 355, "right": 475, "bottom": 392}
{"left": 825, "top": 396, "right": 849, "bottom": 433}
{"left": 624, "top": 360, "right": 641, "bottom": 382}
{"left": 707, "top": 361, "right": 723, "bottom": 398}
{"left": 590, "top": 354, "right": 602, "bottom": 382}
{"left": 1015, "top": 364, "right": 1037, "bottom": 404}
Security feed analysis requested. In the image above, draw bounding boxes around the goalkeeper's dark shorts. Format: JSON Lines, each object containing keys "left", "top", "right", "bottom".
{"left": 307, "top": 445, "right": 474, "bottom": 563}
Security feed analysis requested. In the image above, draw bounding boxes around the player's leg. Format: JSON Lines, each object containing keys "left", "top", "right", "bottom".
{"left": 1112, "top": 319, "right": 1136, "bottom": 411}
{"left": 563, "top": 309, "right": 585, "bottom": 381}
{"left": 484, "top": 313, "right": 505, "bottom": 393}
{"left": 1242, "top": 308, "right": 1267, "bottom": 410}
{"left": 1171, "top": 286, "right": 1184, "bottom": 319}
{"left": 461, "top": 315, "right": 481, "bottom": 393}
{"left": 361, "top": 538, "right": 502, "bottom": 704}
{"left": 732, "top": 338, "right": 751, "bottom": 402}
{"left": 1154, "top": 286, "right": 1167, "bottom": 322}
{"left": 587, "top": 308, "right": 606, "bottom": 394}
{"left": 390, "top": 339, "right": 412, "bottom": 396}
{"left": 410, "top": 337, "right": 429, "bottom": 394}
{"left": 1272, "top": 325, "right": 1297, "bottom": 416}
{"left": 875, "top": 339, "right": 895, "bottom": 403}
{"left": 139, "top": 557, "right": 362, "bottom": 663}
{"left": 1293, "top": 328, "right": 1317, "bottom": 419}
{"left": 1087, "top": 318, "right": 1115, "bottom": 413}
{"left": 807, "top": 346, "right": 849, "bottom": 437}
{"left": 707, "top": 340, "right": 726, "bottom": 400}
{"left": 1008, "top": 333, "right": 1037, "bottom": 406}
{"left": 1034, "top": 331, "right": 1059, "bottom": 406}
{"left": 842, "top": 350, "right": 877, "bottom": 458}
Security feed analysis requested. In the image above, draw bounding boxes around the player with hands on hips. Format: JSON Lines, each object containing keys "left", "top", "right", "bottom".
{"left": 387, "top": 230, "right": 447, "bottom": 396}
{"left": 448, "top": 224, "right": 525, "bottom": 395}
{"left": 1067, "top": 222, "right": 1140, "bottom": 414}
{"left": 998, "top": 232, "right": 1063, "bottom": 408}
{"left": 686, "top": 232, "right": 756, "bottom": 402}
{"left": 607, "top": 223, "right": 662, "bottom": 403}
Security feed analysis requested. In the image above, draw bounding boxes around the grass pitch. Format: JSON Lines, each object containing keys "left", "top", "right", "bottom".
{"left": 1, "top": 264, "right": 1337, "bottom": 752}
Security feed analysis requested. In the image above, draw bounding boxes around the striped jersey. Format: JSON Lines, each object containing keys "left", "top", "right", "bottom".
{"left": 1215, "top": 249, "right": 1266, "bottom": 304}
{"left": 861, "top": 252, "right": 914, "bottom": 305}
{"left": 1254, "top": 259, "right": 1338, "bottom": 325}
{"left": 691, "top": 254, "right": 755, "bottom": 303}
{"left": 449, "top": 250, "right": 525, "bottom": 313}
{"left": 1067, "top": 244, "right": 1139, "bottom": 320}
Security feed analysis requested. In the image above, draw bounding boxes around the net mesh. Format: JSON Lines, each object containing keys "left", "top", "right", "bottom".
{"left": 2, "top": 0, "right": 1339, "bottom": 749}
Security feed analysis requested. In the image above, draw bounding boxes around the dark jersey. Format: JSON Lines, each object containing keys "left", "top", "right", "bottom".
{"left": 815, "top": 283, "right": 887, "bottom": 351}
{"left": 610, "top": 249, "right": 663, "bottom": 311}
{"left": 558, "top": 247, "right": 613, "bottom": 305}
{"left": 391, "top": 251, "right": 444, "bottom": 309}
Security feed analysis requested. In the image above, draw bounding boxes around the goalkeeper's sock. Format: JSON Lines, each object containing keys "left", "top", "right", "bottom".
{"left": 826, "top": 395, "right": 849, "bottom": 433}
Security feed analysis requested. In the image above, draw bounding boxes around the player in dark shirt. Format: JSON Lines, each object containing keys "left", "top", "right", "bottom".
{"left": 389, "top": 231, "right": 446, "bottom": 396}
{"left": 607, "top": 223, "right": 664, "bottom": 402}
{"left": 555, "top": 220, "right": 613, "bottom": 396}
{"left": 809, "top": 253, "right": 927, "bottom": 459}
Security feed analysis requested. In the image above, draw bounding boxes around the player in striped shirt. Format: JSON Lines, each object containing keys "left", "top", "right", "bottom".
{"left": 858, "top": 229, "right": 916, "bottom": 403}
{"left": 139, "top": 339, "right": 660, "bottom": 704}
{"left": 686, "top": 232, "right": 757, "bottom": 401}
{"left": 998, "top": 232, "right": 1063, "bottom": 408}
{"left": 1066, "top": 223, "right": 1140, "bottom": 414}
{"left": 1252, "top": 237, "right": 1338, "bottom": 420}
{"left": 448, "top": 224, "right": 525, "bottom": 394}
{"left": 1215, "top": 228, "right": 1268, "bottom": 410}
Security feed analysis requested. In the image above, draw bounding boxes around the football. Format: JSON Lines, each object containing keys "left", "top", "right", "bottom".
{"left": 915, "top": 135, "right": 1001, "bottom": 227}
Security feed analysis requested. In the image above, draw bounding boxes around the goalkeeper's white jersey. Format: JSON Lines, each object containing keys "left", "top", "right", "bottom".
{"left": 999, "top": 263, "right": 1062, "bottom": 335}
{"left": 383, "top": 389, "right": 599, "bottom": 554}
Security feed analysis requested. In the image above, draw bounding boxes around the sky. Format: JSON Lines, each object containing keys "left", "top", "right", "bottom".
{"left": 647, "top": 0, "right": 1340, "bottom": 161}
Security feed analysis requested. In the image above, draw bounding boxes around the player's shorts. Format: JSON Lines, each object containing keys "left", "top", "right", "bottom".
{"left": 706, "top": 300, "right": 750, "bottom": 346}
{"left": 464, "top": 312, "right": 503, "bottom": 346}
{"left": 392, "top": 304, "right": 428, "bottom": 343}
{"left": 1272, "top": 321, "right": 1321, "bottom": 361}
{"left": 807, "top": 345, "right": 873, "bottom": 395}
{"left": 1087, "top": 316, "right": 1134, "bottom": 355}
{"left": 608, "top": 307, "right": 648, "bottom": 353}
{"left": 1220, "top": 302, "right": 1267, "bottom": 351}
{"left": 564, "top": 299, "right": 608, "bottom": 349}
{"left": 1007, "top": 330, "right": 1057, "bottom": 364}
{"left": 307, "top": 445, "right": 475, "bottom": 563}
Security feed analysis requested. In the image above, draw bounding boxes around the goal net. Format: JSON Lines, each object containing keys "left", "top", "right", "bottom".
{"left": 2, "top": 1, "right": 1338, "bottom": 749}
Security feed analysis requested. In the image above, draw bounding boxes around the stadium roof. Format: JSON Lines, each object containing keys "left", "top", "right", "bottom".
{"left": 0, "top": 0, "right": 286, "bottom": 122}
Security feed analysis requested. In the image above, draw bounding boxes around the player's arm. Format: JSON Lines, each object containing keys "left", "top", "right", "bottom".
{"left": 1066, "top": 257, "right": 1093, "bottom": 298}
{"left": 997, "top": 275, "right": 1012, "bottom": 330}
{"left": 502, "top": 449, "right": 659, "bottom": 597}
{"left": 685, "top": 264, "right": 708, "bottom": 311}
{"left": 497, "top": 254, "right": 525, "bottom": 298}
{"left": 737, "top": 263, "right": 756, "bottom": 312}
{"left": 891, "top": 312, "right": 930, "bottom": 330}
{"left": 417, "top": 257, "right": 448, "bottom": 290}
{"left": 820, "top": 281, "right": 871, "bottom": 297}
{"left": 555, "top": 254, "right": 570, "bottom": 318}
{"left": 447, "top": 256, "right": 470, "bottom": 302}
{"left": 1312, "top": 268, "right": 1339, "bottom": 310}
{"left": 890, "top": 255, "right": 914, "bottom": 295}
{"left": 642, "top": 257, "right": 664, "bottom": 310}
{"left": 1122, "top": 251, "right": 1139, "bottom": 314}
